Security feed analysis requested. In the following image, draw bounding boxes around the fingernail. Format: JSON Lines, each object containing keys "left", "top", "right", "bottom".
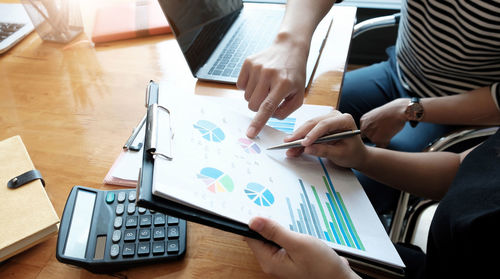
{"left": 249, "top": 218, "right": 264, "bottom": 232}
{"left": 247, "top": 126, "right": 256, "bottom": 138}
{"left": 302, "top": 136, "right": 310, "bottom": 145}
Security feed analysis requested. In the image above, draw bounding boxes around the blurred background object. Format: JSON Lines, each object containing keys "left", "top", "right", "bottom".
{"left": 21, "top": 0, "right": 83, "bottom": 43}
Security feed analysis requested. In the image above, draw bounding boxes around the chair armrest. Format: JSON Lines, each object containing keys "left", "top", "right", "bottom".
{"left": 352, "top": 13, "right": 400, "bottom": 39}
{"left": 425, "top": 126, "right": 499, "bottom": 152}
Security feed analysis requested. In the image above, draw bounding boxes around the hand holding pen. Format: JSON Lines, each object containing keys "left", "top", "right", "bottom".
{"left": 279, "top": 111, "right": 367, "bottom": 169}
{"left": 267, "top": 130, "right": 360, "bottom": 150}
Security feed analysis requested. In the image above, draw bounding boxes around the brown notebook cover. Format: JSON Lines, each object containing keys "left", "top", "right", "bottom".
{"left": 0, "top": 136, "right": 60, "bottom": 262}
{"left": 91, "top": 0, "right": 171, "bottom": 43}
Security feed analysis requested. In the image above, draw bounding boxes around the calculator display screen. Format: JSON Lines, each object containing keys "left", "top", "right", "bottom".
{"left": 63, "top": 189, "right": 96, "bottom": 259}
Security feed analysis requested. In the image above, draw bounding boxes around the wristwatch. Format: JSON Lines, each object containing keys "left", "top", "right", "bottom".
{"left": 404, "top": 97, "right": 424, "bottom": 128}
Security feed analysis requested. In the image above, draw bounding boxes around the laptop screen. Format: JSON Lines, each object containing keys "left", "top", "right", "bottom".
{"left": 158, "top": 0, "right": 243, "bottom": 74}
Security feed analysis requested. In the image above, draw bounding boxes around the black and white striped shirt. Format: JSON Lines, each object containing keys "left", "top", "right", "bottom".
{"left": 396, "top": 0, "right": 500, "bottom": 111}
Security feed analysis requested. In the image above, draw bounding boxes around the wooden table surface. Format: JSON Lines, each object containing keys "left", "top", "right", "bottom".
{"left": 0, "top": 2, "right": 356, "bottom": 278}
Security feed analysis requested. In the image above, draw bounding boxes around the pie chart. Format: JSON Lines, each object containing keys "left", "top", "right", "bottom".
{"left": 197, "top": 167, "right": 234, "bottom": 193}
{"left": 244, "top": 183, "right": 274, "bottom": 207}
{"left": 238, "top": 138, "right": 261, "bottom": 154}
{"left": 193, "top": 120, "right": 225, "bottom": 142}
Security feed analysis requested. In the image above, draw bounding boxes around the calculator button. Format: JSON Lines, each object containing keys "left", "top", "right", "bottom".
{"left": 115, "top": 204, "right": 125, "bottom": 216}
{"left": 117, "top": 192, "right": 126, "bottom": 203}
{"left": 112, "top": 230, "right": 121, "bottom": 243}
{"left": 139, "top": 228, "right": 151, "bottom": 240}
{"left": 127, "top": 203, "right": 136, "bottom": 215}
{"left": 125, "top": 216, "right": 138, "bottom": 228}
{"left": 152, "top": 241, "right": 165, "bottom": 255}
{"left": 153, "top": 214, "right": 166, "bottom": 226}
{"left": 138, "top": 207, "right": 147, "bottom": 214}
{"left": 128, "top": 191, "right": 136, "bottom": 202}
{"left": 124, "top": 229, "right": 136, "bottom": 242}
{"left": 110, "top": 244, "right": 120, "bottom": 258}
{"left": 167, "top": 240, "right": 179, "bottom": 254}
{"left": 153, "top": 227, "right": 165, "bottom": 240}
{"left": 139, "top": 215, "right": 152, "bottom": 227}
{"left": 167, "top": 226, "right": 180, "bottom": 239}
{"left": 167, "top": 216, "right": 179, "bottom": 225}
{"left": 106, "top": 192, "right": 115, "bottom": 204}
{"left": 114, "top": 217, "right": 123, "bottom": 229}
{"left": 122, "top": 243, "right": 135, "bottom": 257}
{"left": 137, "top": 243, "right": 150, "bottom": 256}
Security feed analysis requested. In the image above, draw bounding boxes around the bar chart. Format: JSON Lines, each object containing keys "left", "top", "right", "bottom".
{"left": 266, "top": 117, "right": 296, "bottom": 134}
{"left": 286, "top": 158, "right": 364, "bottom": 250}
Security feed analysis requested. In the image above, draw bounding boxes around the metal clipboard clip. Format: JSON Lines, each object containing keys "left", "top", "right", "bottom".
{"left": 144, "top": 81, "right": 174, "bottom": 161}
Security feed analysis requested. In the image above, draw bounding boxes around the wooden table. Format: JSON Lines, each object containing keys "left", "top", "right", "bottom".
{"left": 0, "top": 2, "right": 356, "bottom": 278}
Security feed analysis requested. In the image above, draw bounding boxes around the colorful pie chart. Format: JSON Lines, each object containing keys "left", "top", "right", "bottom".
{"left": 193, "top": 120, "right": 225, "bottom": 142}
{"left": 238, "top": 138, "right": 261, "bottom": 154}
{"left": 245, "top": 183, "right": 275, "bottom": 207}
{"left": 197, "top": 167, "right": 234, "bottom": 193}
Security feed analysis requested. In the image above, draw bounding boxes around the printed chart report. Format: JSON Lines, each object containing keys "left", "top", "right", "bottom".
{"left": 151, "top": 94, "right": 403, "bottom": 269}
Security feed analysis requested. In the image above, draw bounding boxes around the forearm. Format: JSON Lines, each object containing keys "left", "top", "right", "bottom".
{"left": 356, "top": 147, "right": 461, "bottom": 200}
{"left": 276, "top": 0, "right": 334, "bottom": 48}
{"left": 421, "top": 86, "right": 500, "bottom": 125}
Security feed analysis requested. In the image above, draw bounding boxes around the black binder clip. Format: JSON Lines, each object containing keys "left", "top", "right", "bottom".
{"left": 8, "top": 169, "right": 45, "bottom": 189}
{"left": 145, "top": 103, "right": 174, "bottom": 161}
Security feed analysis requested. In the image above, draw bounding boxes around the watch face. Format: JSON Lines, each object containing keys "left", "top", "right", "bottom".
{"left": 405, "top": 102, "right": 424, "bottom": 121}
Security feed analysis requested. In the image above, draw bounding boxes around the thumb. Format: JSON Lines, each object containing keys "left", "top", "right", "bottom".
{"left": 249, "top": 217, "right": 299, "bottom": 251}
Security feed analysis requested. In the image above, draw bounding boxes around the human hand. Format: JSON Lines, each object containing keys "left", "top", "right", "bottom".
{"left": 284, "top": 111, "right": 367, "bottom": 169}
{"left": 237, "top": 33, "right": 309, "bottom": 138}
{"left": 245, "top": 217, "right": 359, "bottom": 279}
{"left": 359, "top": 98, "right": 408, "bottom": 147}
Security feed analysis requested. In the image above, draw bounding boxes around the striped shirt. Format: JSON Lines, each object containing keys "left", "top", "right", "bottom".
{"left": 395, "top": 0, "right": 500, "bottom": 111}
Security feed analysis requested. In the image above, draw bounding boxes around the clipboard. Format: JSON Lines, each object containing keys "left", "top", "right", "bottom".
{"left": 136, "top": 81, "right": 264, "bottom": 240}
{"left": 136, "top": 81, "right": 405, "bottom": 278}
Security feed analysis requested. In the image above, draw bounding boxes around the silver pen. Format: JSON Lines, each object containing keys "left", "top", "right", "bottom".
{"left": 266, "top": 130, "right": 361, "bottom": 150}
{"left": 123, "top": 114, "right": 147, "bottom": 151}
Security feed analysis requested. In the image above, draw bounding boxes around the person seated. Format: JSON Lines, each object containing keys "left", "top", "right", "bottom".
{"left": 238, "top": 0, "right": 500, "bottom": 217}
{"left": 245, "top": 111, "right": 500, "bottom": 278}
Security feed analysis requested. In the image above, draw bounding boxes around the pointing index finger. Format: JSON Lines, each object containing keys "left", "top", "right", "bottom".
{"left": 247, "top": 96, "right": 280, "bottom": 138}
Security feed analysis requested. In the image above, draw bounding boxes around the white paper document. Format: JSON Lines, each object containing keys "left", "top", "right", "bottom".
{"left": 151, "top": 92, "right": 404, "bottom": 269}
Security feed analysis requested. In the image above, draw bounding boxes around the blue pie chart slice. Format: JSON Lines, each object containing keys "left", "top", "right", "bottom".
{"left": 193, "top": 120, "right": 225, "bottom": 142}
{"left": 244, "top": 183, "right": 275, "bottom": 207}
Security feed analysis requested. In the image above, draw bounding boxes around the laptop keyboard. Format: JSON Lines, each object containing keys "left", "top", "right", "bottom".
{"left": 208, "top": 11, "right": 282, "bottom": 78}
{"left": 0, "top": 22, "right": 25, "bottom": 43}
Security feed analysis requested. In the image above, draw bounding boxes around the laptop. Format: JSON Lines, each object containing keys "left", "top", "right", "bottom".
{"left": 158, "top": 0, "right": 332, "bottom": 86}
{"left": 0, "top": 3, "right": 34, "bottom": 54}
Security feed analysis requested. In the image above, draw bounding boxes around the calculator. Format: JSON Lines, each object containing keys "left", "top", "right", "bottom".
{"left": 56, "top": 186, "right": 186, "bottom": 273}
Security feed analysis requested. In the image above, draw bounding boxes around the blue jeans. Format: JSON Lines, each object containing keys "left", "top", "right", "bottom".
{"left": 339, "top": 46, "right": 455, "bottom": 215}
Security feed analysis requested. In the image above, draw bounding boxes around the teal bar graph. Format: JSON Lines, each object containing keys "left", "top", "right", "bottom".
{"left": 267, "top": 117, "right": 296, "bottom": 134}
{"left": 286, "top": 158, "right": 365, "bottom": 251}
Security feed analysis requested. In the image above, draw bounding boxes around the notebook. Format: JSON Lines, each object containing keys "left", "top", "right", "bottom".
{"left": 0, "top": 136, "right": 60, "bottom": 262}
{"left": 157, "top": 0, "right": 332, "bottom": 86}
{"left": 0, "top": 3, "right": 34, "bottom": 54}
